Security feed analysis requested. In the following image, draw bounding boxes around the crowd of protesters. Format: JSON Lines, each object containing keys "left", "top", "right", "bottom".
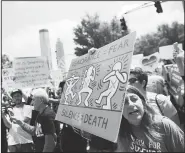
{"left": 1, "top": 42, "right": 184, "bottom": 152}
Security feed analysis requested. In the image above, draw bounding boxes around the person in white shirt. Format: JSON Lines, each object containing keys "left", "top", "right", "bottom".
{"left": 2, "top": 89, "right": 34, "bottom": 152}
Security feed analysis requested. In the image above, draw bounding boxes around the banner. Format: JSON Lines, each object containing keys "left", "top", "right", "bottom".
{"left": 140, "top": 52, "right": 160, "bottom": 72}
{"left": 159, "top": 44, "right": 182, "bottom": 60}
{"left": 55, "top": 32, "right": 136, "bottom": 142}
{"left": 2, "top": 68, "right": 15, "bottom": 91}
{"left": 13, "top": 56, "right": 50, "bottom": 89}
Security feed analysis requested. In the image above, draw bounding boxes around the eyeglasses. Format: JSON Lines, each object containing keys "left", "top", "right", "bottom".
{"left": 128, "top": 78, "right": 138, "bottom": 84}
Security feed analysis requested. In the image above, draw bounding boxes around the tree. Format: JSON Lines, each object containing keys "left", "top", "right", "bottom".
{"left": 134, "top": 21, "right": 184, "bottom": 56}
{"left": 73, "top": 14, "right": 129, "bottom": 56}
{"left": 2, "top": 54, "right": 13, "bottom": 69}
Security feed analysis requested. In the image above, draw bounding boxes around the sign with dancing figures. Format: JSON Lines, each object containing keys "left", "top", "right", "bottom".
{"left": 55, "top": 32, "right": 137, "bottom": 142}
{"left": 13, "top": 56, "right": 50, "bottom": 89}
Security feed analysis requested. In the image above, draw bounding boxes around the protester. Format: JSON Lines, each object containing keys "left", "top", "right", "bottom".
{"left": 172, "top": 42, "right": 185, "bottom": 131}
{"left": 2, "top": 89, "right": 34, "bottom": 152}
{"left": 12, "top": 88, "right": 57, "bottom": 152}
{"left": 173, "top": 42, "right": 184, "bottom": 81}
{"left": 146, "top": 74, "right": 169, "bottom": 96}
{"left": 128, "top": 68, "right": 180, "bottom": 126}
{"left": 116, "top": 85, "right": 184, "bottom": 152}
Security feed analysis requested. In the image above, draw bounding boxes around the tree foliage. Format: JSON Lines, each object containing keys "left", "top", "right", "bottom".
{"left": 2, "top": 54, "right": 13, "bottom": 69}
{"left": 73, "top": 14, "right": 129, "bottom": 56}
{"left": 134, "top": 21, "right": 184, "bottom": 56}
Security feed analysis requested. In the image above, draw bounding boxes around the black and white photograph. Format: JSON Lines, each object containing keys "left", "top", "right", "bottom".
{"left": 1, "top": 1, "right": 184, "bottom": 152}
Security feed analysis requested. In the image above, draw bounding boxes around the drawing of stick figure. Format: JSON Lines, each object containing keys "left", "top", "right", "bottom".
{"left": 95, "top": 62, "right": 128, "bottom": 110}
{"left": 64, "top": 75, "right": 79, "bottom": 104}
{"left": 77, "top": 66, "right": 96, "bottom": 107}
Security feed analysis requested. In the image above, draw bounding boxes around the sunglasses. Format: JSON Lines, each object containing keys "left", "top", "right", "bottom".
{"left": 128, "top": 78, "right": 138, "bottom": 84}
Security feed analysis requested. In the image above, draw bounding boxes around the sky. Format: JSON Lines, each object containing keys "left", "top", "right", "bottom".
{"left": 2, "top": 1, "right": 184, "bottom": 71}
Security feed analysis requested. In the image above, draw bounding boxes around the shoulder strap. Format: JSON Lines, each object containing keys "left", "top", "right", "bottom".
{"left": 155, "top": 94, "right": 164, "bottom": 116}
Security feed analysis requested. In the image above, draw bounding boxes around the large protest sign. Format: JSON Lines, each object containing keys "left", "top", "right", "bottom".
{"left": 159, "top": 44, "right": 182, "bottom": 60}
{"left": 55, "top": 32, "right": 136, "bottom": 142}
{"left": 13, "top": 57, "right": 50, "bottom": 89}
{"left": 2, "top": 68, "right": 15, "bottom": 91}
{"left": 140, "top": 52, "right": 160, "bottom": 72}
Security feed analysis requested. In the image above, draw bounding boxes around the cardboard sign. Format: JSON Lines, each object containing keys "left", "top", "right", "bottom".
{"left": 163, "top": 64, "right": 183, "bottom": 95}
{"left": 2, "top": 68, "right": 15, "bottom": 91}
{"left": 131, "top": 54, "right": 143, "bottom": 69}
{"left": 55, "top": 32, "right": 136, "bottom": 142}
{"left": 140, "top": 52, "right": 160, "bottom": 72}
{"left": 159, "top": 44, "right": 182, "bottom": 60}
{"left": 13, "top": 57, "right": 50, "bottom": 89}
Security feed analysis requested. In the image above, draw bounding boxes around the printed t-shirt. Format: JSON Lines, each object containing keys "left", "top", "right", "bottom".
{"left": 146, "top": 92, "right": 177, "bottom": 118}
{"left": 8, "top": 105, "right": 33, "bottom": 146}
{"left": 116, "top": 115, "right": 184, "bottom": 152}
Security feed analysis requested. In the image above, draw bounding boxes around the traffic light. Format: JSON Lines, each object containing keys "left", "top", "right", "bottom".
{"left": 120, "top": 17, "right": 127, "bottom": 31}
{"left": 154, "top": 1, "right": 163, "bottom": 13}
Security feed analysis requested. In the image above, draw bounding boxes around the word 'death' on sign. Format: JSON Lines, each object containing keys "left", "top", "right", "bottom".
{"left": 13, "top": 57, "right": 50, "bottom": 89}
{"left": 55, "top": 32, "right": 136, "bottom": 142}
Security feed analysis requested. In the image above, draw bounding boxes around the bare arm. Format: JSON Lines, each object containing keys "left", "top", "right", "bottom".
{"left": 11, "top": 117, "right": 36, "bottom": 136}
{"left": 49, "top": 98, "right": 60, "bottom": 104}
{"left": 2, "top": 114, "right": 12, "bottom": 129}
{"left": 22, "top": 91, "right": 28, "bottom": 103}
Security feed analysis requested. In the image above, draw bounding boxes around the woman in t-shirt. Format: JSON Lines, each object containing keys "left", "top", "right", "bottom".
{"left": 117, "top": 85, "right": 184, "bottom": 152}
{"left": 89, "top": 85, "right": 184, "bottom": 152}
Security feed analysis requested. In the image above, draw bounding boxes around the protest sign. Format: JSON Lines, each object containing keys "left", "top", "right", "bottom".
{"left": 2, "top": 68, "right": 15, "bottom": 91}
{"left": 131, "top": 54, "right": 143, "bottom": 69}
{"left": 13, "top": 56, "right": 50, "bottom": 89}
{"left": 163, "top": 64, "right": 183, "bottom": 95}
{"left": 55, "top": 32, "right": 136, "bottom": 142}
{"left": 159, "top": 44, "right": 182, "bottom": 60}
{"left": 140, "top": 52, "right": 160, "bottom": 72}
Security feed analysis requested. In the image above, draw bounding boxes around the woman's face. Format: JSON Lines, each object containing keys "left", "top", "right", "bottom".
{"left": 123, "top": 93, "right": 145, "bottom": 126}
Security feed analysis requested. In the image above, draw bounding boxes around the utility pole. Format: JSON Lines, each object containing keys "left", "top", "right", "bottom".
{"left": 182, "top": 1, "right": 184, "bottom": 11}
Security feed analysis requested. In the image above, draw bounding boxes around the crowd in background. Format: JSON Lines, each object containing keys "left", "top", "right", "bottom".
{"left": 1, "top": 42, "right": 184, "bottom": 152}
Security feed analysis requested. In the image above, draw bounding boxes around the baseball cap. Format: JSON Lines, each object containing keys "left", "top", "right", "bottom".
{"left": 10, "top": 89, "right": 22, "bottom": 97}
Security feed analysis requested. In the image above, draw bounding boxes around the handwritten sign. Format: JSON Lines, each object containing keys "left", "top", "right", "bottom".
{"left": 140, "top": 52, "right": 160, "bottom": 72}
{"left": 159, "top": 44, "right": 182, "bottom": 60}
{"left": 55, "top": 32, "right": 136, "bottom": 142}
{"left": 13, "top": 57, "right": 50, "bottom": 89}
{"left": 2, "top": 68, "right": 15, "bottom": 91}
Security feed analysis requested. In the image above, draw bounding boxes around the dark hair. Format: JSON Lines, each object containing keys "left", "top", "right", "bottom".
{"left": 59, "top": 81, "right": 66, "bottom": 92}
{"left": 130, "top": 68, "right": 148, "bottom": 90}
{"left": 119, "top": 86, "right": 163, "bottom": 144}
